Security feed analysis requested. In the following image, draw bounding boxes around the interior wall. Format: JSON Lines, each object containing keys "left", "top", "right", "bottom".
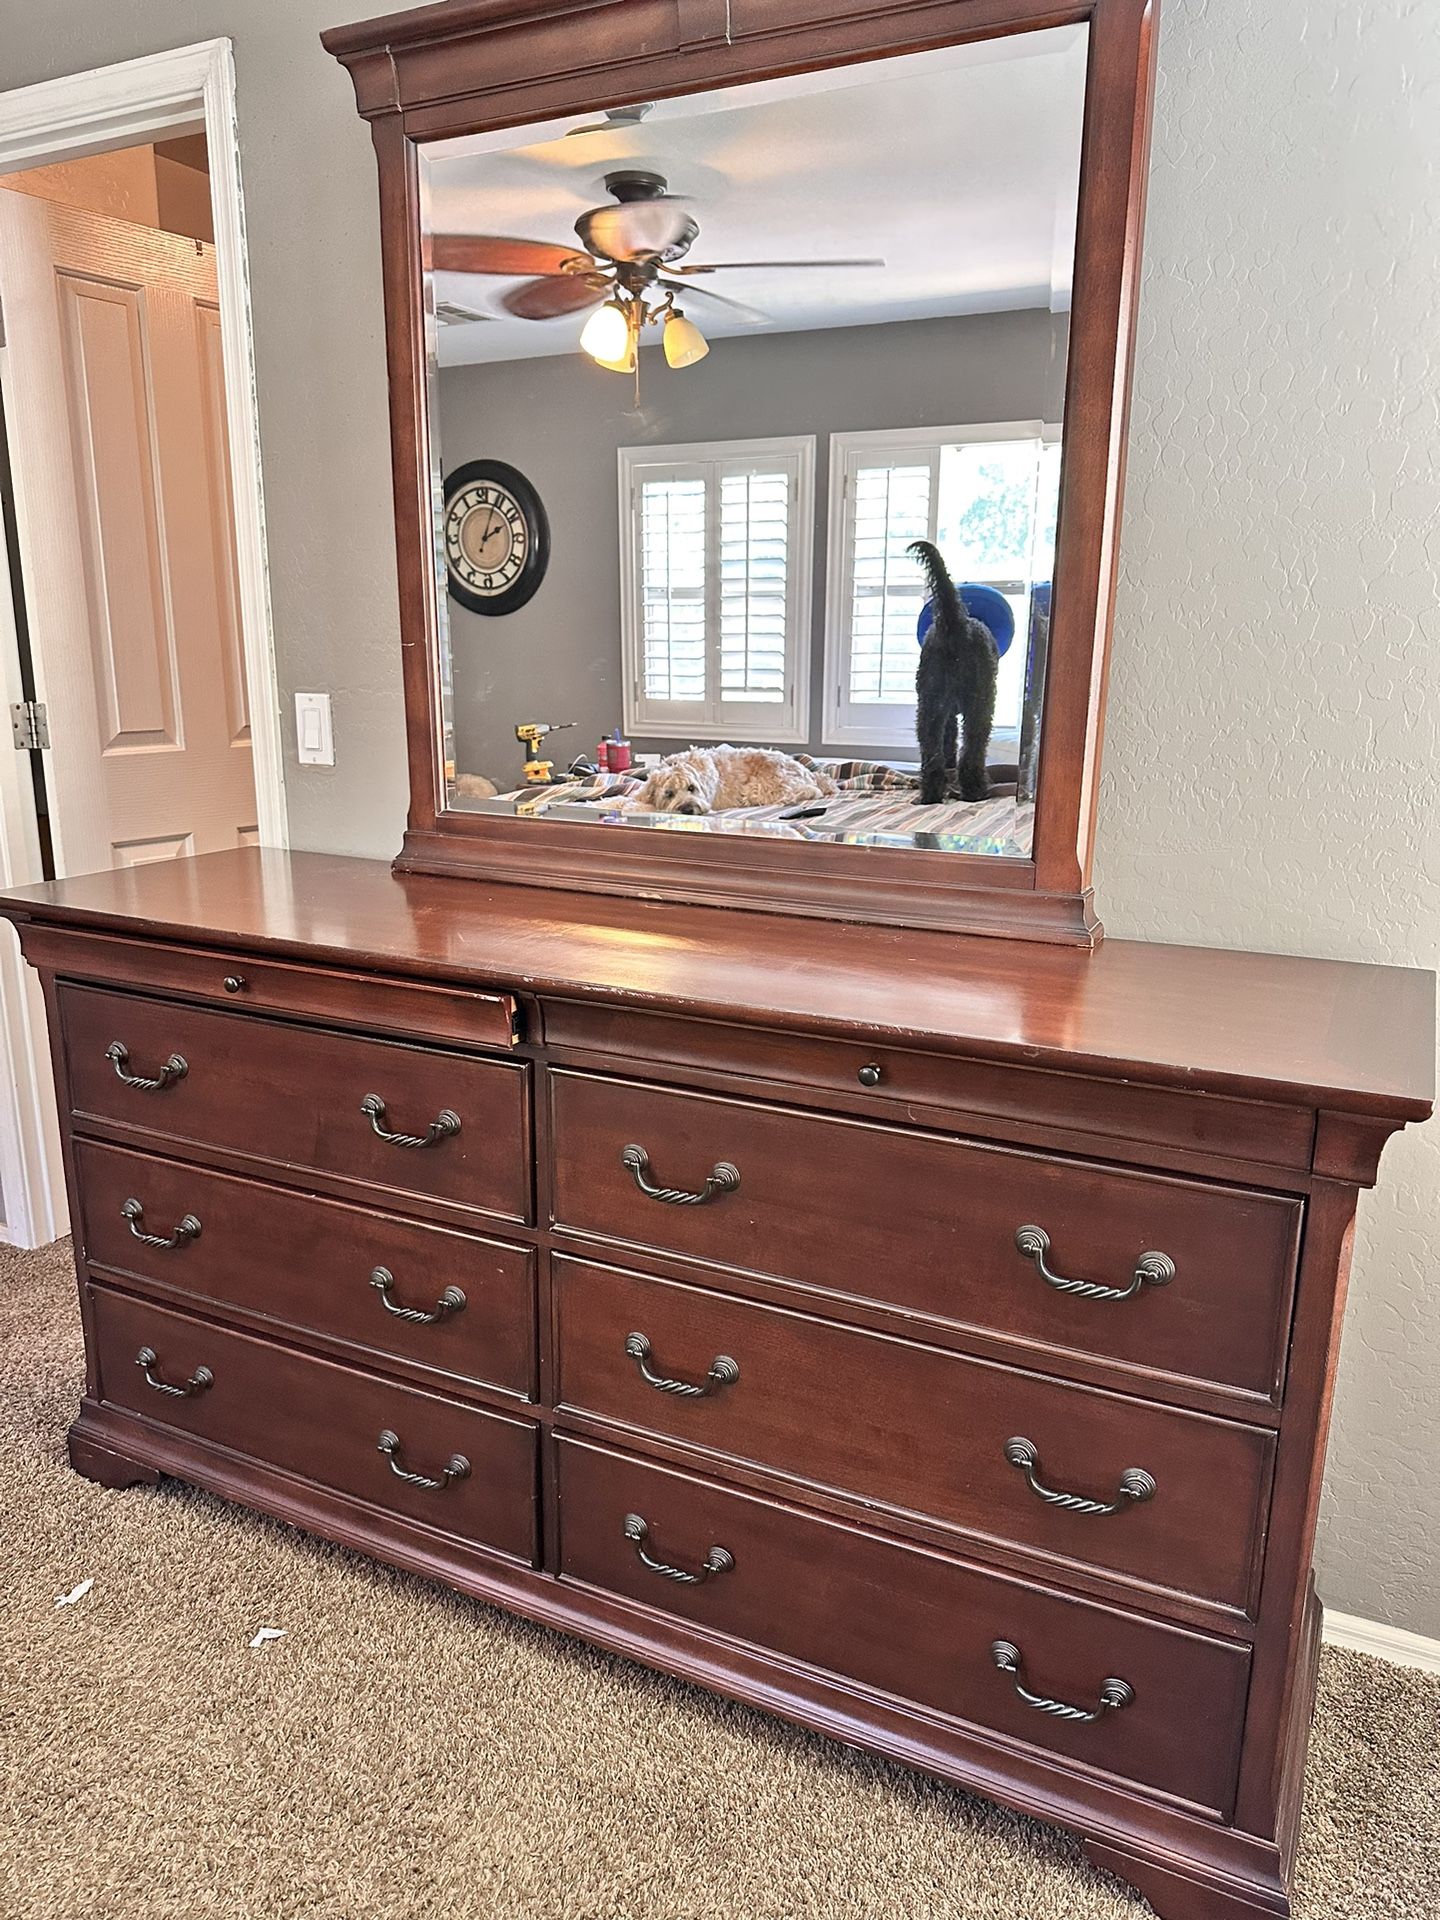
{"left": 0, "top": 0, "right": 1434, "bottom": 1637}
{"left": 437, "top": 308, "right": 1066, "bottom": 790}
{"left": 1094, "top": 0, "right": 1440, "bottom": 1637}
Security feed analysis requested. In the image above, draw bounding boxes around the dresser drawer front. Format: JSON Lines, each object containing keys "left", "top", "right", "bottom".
{"left": 90, "top": 1285, "right": 538, "bottom": 1562}
{"left": 61, "top": 986, "right": 532, "bottom": 1223}
{"left": 27, "top": 922, "right": 519, "bottom": 1049}
{"left": 556, "top": 1437, "right": 1249, "bottom": 1815}
{"left": 77, "top": 1140, "right": 536, "bottom": 1398}
{"left": 554, "top": 1258, "right": 1273, "bottom": 1612}
{"left": 549, "top": 1072, "right": 1301, "bottom": 1399}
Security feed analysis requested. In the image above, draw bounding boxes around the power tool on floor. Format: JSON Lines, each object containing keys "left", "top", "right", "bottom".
{"left": 515, "top": 721, "right": 576, "bottom": 785}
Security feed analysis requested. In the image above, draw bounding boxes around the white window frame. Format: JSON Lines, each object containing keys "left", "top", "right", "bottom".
{"left": 618, "top": 435, "right": 814, "bottom": 743}
{"left": 821, "top": 419, "right": 1055, "bottom": 753}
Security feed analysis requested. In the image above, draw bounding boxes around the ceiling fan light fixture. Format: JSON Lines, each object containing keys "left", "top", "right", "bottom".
{"left": 663, "top": 308, "right": 709, "bottom": 369}
{"left": 579, "top": 299, "right": 632, "bottom": 366}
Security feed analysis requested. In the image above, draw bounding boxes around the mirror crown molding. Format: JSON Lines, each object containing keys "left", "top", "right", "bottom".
{"left": 324, "top": 0, "right": 1159, "bottom": 945}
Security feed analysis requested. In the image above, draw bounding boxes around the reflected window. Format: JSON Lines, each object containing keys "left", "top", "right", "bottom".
{"left": 825, "top": 423, "right": 1060, "bottom": 751}
{"left": 618, "top": 436, "right": 815, "bottom": 741}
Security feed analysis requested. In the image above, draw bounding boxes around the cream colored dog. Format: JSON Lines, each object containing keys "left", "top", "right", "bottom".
{"left": 635, "top": 744, "right": 836, "bottom": 815}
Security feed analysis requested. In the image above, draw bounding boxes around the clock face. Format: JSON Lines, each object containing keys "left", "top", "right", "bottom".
{"left": 442, "top": 461, "right": 549, "bottom": 617}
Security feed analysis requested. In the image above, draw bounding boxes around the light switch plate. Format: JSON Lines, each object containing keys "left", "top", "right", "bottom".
{"left": 295, "top": 692, "right": 334, "bottom": 766}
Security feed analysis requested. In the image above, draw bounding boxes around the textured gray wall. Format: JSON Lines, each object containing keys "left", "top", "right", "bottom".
{"left": 437, "top": 309, "right": 1067, "bottom": 786}
{"left": 1095, "top": 0, "right": 1440, "bottom": 1635}
{"left": 0, "top": 0, "right": 1435, "bottom": 1635}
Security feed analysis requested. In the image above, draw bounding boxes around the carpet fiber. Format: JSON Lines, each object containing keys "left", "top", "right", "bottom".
{"left": 3, "top": 1239, "right": 1436, "bottom": 1919}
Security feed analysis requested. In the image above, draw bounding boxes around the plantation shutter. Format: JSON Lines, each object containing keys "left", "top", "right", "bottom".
{"left": 719, "top": 466, "right": 790, "bottom": 705}
{"left": 620, "top": 439, "right": 813, "bottom": 739}
{"left": 845, "top": 459, "right": 935, "bottom": 706}
{"left": 638, "top": 475, "right": 707, "bottom": 704}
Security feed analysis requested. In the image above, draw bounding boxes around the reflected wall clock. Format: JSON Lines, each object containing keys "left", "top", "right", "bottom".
{"left": 442, "top": 460, "right": 550, "bottom": 616}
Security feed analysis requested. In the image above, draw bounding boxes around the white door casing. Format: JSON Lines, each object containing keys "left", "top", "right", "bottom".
{"left": 0, "top": 39, "right": 282, "bottom": 1245}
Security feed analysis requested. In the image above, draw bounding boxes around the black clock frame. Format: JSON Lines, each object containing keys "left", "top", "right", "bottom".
{"left": 442, "top": 459, "right": 550, "bottom": 617}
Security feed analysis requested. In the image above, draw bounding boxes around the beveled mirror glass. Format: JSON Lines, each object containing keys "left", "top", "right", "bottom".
{"left": 418, "top": 26, "right": 1086, "bottom": 860}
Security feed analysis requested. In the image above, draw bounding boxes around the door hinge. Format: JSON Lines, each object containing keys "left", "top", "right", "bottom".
{"left": 11, "top": 700, "right": 49, "bottom": 750}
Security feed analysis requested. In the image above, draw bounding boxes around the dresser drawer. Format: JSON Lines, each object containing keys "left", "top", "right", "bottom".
{"left": 553, "top": 1258, "right": 1273, "bottom": 1613}
{"left": 76, "top": 1140, "right": 536, "bottom": 1399}
{"left": 548, "top": 1072, "right": 1301, "bottom": 1401}
{"left": 90, "top": 1285, "right": 538, "bottom": 1562}
{"left": 556, "top": 1437, "right": 1250, "bottom": 1816}
{"left": 61, "top": 985, "right": 532, "bottom": 1223}
{"left": 27, "top": 922, "right": 520, "bottom": 1049}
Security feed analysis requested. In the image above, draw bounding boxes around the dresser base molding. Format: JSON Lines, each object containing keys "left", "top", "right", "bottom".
{"left": 69, "top": 1397, "right": 1297, "bottom": 1920}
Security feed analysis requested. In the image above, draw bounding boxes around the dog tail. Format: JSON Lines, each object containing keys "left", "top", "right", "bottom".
{"left": 908, "top": 539, "right": 965, "bottom": 638}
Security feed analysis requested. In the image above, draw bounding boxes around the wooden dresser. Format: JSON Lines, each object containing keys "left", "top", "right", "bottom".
{"left": 2, "top": 847, "right": 1430, "bottom": 1920}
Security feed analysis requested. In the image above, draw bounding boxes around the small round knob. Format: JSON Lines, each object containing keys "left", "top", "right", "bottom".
{"left": 858, "top": 1063, "right": 883, "bottom": 1088}
{"left": 222, "top": 975, "right": 246, "bottom": 994}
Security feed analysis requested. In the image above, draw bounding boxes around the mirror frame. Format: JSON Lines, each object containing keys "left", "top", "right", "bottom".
{"left": 324, "top": 0, "right": 1159, "bottom": 945}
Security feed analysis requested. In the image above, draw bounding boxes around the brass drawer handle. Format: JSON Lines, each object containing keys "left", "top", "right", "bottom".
{"left": 622, "top": 1512, "right": 734, "bottom": 1585}
{"left": 360, "top": 1094, "right": 461, "bottom": 1150}
{"left": 370, "top": 1266, "right": 466, "bottom": 1325}
{"left": 1015, "top": 1226, "right": 1175, "bottom": 1303}
{"left": 136, "top": 1345, "right": 213, "bottom": 1398}
{"left": 991, "top": 1640, "right": 1134, "bottom": 1724}
{"left": 621, "top": 1143, "right": 740, "bottom": 1207}
{"left": 376, "top": 1429, "right": 470, "bottom": 1490}
{"left": 121, "top": 1198, "right": 201, "bottom": 1251}
{"left": 1004, "top": 1437, "right": 1156, "bottom": 1515}
{"left": 625, "top": 1331, "right": 738, "bottom": 1398}
{"left": 105, "top": 1040, "right": 187, "bottom": 1092}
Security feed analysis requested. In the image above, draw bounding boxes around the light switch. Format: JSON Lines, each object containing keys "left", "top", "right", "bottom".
{"left": 295, "top": 692, "right": 334, "bottom": 766}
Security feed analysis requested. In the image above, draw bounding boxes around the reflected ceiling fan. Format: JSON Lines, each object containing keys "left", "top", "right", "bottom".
{"left": 431, "top": 167, "right": 883, "bottom": 381}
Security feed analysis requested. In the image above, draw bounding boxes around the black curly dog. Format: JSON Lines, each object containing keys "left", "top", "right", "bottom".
{"left": 910, "top": 539, "right": 999, "bottom": 805}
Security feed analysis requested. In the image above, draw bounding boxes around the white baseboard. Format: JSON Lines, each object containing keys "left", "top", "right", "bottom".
{"left": 1323, "top": 1608, "right": 1440, "bottom": 1674}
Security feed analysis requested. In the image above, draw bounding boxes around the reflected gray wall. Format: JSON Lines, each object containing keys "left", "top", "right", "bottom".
{"left": 437, "top": 308, "right": 1068, "bottom": 788}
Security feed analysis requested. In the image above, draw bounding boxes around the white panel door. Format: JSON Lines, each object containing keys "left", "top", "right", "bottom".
{"left": 0, "top": 190, "right": 255, "bottom": 874}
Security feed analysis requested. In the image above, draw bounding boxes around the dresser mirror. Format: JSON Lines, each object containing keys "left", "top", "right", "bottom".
{"left": 422, "top": 28, "right": 1085, "bottom": 868}
{"left": 330, "top": 0, "right": 1158, "bottom": 941}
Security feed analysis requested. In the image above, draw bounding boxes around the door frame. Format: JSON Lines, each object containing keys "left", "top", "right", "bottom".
{"left": 0, "top": 39, "right": 285, "bottom": 1245}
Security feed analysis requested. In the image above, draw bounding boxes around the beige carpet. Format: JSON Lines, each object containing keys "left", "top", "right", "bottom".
{"left": 3, "top": 1240, "right": 1436, "bottom": 1920}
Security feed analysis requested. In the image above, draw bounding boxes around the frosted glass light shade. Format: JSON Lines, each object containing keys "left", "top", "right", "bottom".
{"left": 663, "top": 310, "right": 709, "bottom": 368}
{"left": 580, "top": 301, "right": 631, "bottom": 365}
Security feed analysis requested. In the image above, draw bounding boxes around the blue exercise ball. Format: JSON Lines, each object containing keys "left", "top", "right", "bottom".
{"left": 917, "top": 582, "right": 1016, "bottom": 656}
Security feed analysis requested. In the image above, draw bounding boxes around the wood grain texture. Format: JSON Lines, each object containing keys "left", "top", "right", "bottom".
{"left": 88, "top": 1282, "right": 540, "bottom": 1564}
{"left": 548, "top": 1068, "right": 1302, "bottom": 1400}
{"left": 553, "top": 1254, "right": 1275, "bottom": 1614}
{"left": 1, "top": 848, "right": 1431, "bottom": 1122}
{"left": 75, "top": 1138, "right": 537, "bottom": 1401}
{"left": 555, "top": 1434, "right": 1252, "bottom": 1817}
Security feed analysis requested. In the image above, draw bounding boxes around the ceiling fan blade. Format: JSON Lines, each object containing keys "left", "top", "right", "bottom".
{"left": 658, "top": 278, "right": 768, "bottom": 325}
{"left": 673, "top": 257, "right": 886, "bottom": 273}
{"left": 431, "top": 234, "right": 596, "bottom": 278}
{"left": 501, "top": 274, "right": 611, "bottom": 320}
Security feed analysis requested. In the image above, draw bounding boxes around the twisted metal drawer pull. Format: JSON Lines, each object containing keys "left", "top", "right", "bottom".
{"left": 376, "top": 1429, "right": 470, "bottom": 1490}
{"left": 370, "top": 1266, "right": 466, "bottom": 1325}
{"left": 625, "top": 1331, "right": 739, "bottom": 1398}
{"left": 360, "top": 1094, "right": 461, "bottom": 1150}
{"left": 1004, "top": 1437, "right": 1156, "bottom": 1516}
{"left": 136, "top": 1346, "right": 213, "bottom": 1398}
{"left": 1014, "top": 1226, "right": 1175, "bottom": 1303}
{"left": 105, "top": 1040, "right": 187, "bottom": 1092}
{"left": 621, "top": 1144, "right": 740, "bottom": 1207}
{"left": 121, "top": 1198, "right": 201, "bottom": 1251}
{"left": 622, "top": 1512, "right": 735, "bottom": 1585}
{"left": 991, "top": 1640, "right": 1134, "bottom": 1724}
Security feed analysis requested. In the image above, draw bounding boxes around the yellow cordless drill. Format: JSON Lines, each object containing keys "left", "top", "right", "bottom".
{"left": 515, "top": 721, "right": 575, "bottom": 785}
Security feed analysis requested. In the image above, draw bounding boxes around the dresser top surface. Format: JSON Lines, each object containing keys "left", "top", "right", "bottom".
{"left": 1, "top": 848, "right": 1431, "bottom": 1118}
